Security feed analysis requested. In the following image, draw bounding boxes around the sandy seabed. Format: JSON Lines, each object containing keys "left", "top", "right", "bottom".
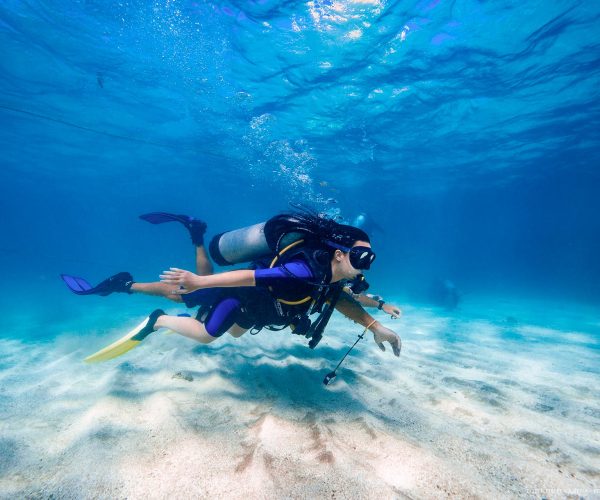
{"left": 0, "top": 296, "right": 599, "bottom": 499}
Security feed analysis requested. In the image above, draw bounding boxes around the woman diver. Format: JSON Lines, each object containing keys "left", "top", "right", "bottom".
{"left": 62, "top": 210, "right": 401, "bottom": 361}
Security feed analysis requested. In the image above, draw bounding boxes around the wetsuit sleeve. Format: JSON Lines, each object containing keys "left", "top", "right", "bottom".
{"left": 254, "top": 260, "right": 314, "bottom": 286}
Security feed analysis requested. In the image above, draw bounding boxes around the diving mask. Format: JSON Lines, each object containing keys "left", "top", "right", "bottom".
{"left": 327, "top": 241, "right": 376, "bottom": 270}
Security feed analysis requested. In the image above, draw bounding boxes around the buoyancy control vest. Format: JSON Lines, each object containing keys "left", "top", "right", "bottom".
{"left": 242, "top": 239, "right": 344, "bottom": 348}
{"left": 207, "top": 214, "right": 361, "bottom": 348}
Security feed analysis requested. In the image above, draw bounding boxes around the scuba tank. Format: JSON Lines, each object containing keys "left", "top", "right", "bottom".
{"left": 208, "top": 215, "right": 305, "bottom": 266}
{"left": 208, "top": 222, "right": 270, "bottom": 266}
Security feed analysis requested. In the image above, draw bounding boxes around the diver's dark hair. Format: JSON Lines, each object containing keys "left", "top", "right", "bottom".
{"left": 265, "top": 206, "right": 370, "bottom": 252}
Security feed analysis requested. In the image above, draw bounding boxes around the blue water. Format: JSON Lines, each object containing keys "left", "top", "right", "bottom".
{"left": 1, "top": 1, "right": 600, "bottom": 497}
{"left": 1, "top": 0, "right": 599, "bottom": 307}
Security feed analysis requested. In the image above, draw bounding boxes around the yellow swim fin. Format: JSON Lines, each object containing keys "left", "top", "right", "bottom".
{"left": 84, "top": 309, "right": 165, "bottom": 363}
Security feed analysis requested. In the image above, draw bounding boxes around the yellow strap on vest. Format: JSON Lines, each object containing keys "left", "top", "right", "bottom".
{"left": 268, "top": 238, "right": 314, "bottom": 305}
{"left": 269, "top": 239, "right": 304, "bottom": 267}
{"left": 278, "top": 295, "right": 313, "bottom": 306}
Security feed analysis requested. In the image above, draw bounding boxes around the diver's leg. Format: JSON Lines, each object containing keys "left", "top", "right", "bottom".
{"left": 195, "top": 244, "right": 214, "bottom": 276}
{"left": 130, "top": 282, "right": 184, "bottom": 302}
{"left": 187, "top": 216, "right": 213, "bottom": 275}
{"left": 228, "top": 325, "right": 248, "bottom": 338}
{"left": 154, "top": 296, "right": 242, "bottom": 344}
{"left": 185, "top": 217, "right": 213, "bottom": 275}
{"left": 155, "top": 315, "right": 216, "bottom": 344}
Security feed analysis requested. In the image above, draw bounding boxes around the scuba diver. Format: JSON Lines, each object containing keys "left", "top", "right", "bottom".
{"left": 61, "top": 210, "right": 401, "bottom": 363}
{"left": 351, "top": 211, "right": 384, "bottom": 236}
{"left": 428, "top": 278, "right": 460, "bottom": 310}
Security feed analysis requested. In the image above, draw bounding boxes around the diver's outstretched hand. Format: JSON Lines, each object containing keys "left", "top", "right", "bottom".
{"left": 383, "top": 303, "right": 402, "bottom": 319}
{"left": 160, "top": 267, "right": 201, "bottom": 294}
{"left": 371, "top": 322, "right": 401, "bottom": 357}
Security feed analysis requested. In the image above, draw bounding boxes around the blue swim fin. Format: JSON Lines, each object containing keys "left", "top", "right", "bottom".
{"left": 60, "top": 272, "right": 133, "bottom": 296}
{"left": 139, "top": 212, "right": 192, "bottom": 225}
{"left": 139, "top": 212, "right": 207, "bottom": 245}
{"left": 60, "top": 274, "right": 93, "bottom": 294}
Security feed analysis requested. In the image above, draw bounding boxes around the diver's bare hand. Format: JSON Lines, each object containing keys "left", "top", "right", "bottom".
{"left": 160, "top": 267, "right": 203, "bottom": 294}
{"left": 383, "top": 303, "right": 402, "bottom": 319}
{"left": 370, "top": 322, "right": 401, "bottom": 357}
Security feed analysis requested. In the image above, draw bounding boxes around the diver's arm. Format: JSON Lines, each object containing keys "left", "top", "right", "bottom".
{"left": 336, "top": 292, "right": 376, "bottom": 326}
{"left": 336, "top": 292, "right": 401, "bottom": 357}
{"left": 353, "top": 294, "right": 379, "bottom": 308}
{"left": 344, "top": 291, "right": 402, "bottom": 318}
{"left": 160, "top": 261, "right": 313, "bottom": 293}
{"left": 160, "top": 267, "right": 255, "bottom": 293}
{"left": 351, "top": 294, "right": 402, "bottom": 318}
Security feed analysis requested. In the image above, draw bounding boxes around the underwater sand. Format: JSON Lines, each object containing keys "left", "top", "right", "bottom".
{"left": 0, "top": 293, "right": 599, "bottom": 499}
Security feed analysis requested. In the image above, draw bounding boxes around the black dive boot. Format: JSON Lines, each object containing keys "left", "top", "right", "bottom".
{"left": 188, "top": 219, "right": 207, "bottom": 246}
{"left": 131, "top": 309, "right": 165, "bottom": 341}
{"left": 93, "top": 272, "right": 134, "bottom": 296}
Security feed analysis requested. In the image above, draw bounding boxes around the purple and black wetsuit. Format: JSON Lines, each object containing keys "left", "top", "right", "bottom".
{"left": 181, "top": 260, "right": 316, "bottom": 337}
